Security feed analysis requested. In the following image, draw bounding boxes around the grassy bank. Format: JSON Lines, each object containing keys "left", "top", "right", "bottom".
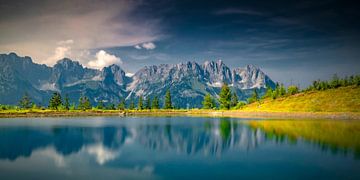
{"left": 241, "top": 86, "right": 360, "bottom": 113}
{"left": 1, "top": 108, "right": 360, "bottom": 120}
{"left": 1, "top": 86, "right": 359, "bottom": 119}
{"left": 0, "top": 108, "right": 193, "bottom": 118}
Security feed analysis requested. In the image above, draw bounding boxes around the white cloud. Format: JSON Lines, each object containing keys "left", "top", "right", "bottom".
{"left": 58, "top": 39, "right": 74, "bottom": 45}
{"left": 134, "top": 42, "right": 156, "bottom": 50}
{"left": 0, "top": 0, "right": 161, "bottom": 66}
{"left": 141, "top": 42, "right": 156, "bottom": 50}
{"left": 45, "top": 40, "right": 74, "bottom": 65}
{"left": 87, "top": 50, "right": 122, "bottom": 69}
{"left": 134, "top": 45, "right": 142, "bottom": 49}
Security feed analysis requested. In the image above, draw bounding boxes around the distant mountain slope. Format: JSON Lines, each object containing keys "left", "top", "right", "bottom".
{"left": 0, "top": 53, "right": 275, "bottom": 107}
{"left": 241, "top": 86, "right": 360, "bottom": 112}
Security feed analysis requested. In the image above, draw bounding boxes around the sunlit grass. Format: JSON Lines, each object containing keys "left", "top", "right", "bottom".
{"left": 241, "top": 86, "right": 360, "bottom": 112}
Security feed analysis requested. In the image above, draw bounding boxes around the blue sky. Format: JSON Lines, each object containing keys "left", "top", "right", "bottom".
{"left": 0, "top": 0, "right": 359, "bottom": 87}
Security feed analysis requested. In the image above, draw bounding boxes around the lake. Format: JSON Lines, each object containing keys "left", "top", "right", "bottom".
{"left": 0, "top": 116, "right": 359, "bottom": 179}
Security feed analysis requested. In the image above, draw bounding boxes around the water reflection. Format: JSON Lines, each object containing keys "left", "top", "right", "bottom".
{"left": 0, "top": 118, "right": 257, "bottom": 161}
{"left": 1, "top": 117, "right": 359, "bottom": 163}
{"left": 1, "top": 117, "right": 360, "bottom": 179}
{"left": 247, "top": 120, "right": 360, "bottom": 158}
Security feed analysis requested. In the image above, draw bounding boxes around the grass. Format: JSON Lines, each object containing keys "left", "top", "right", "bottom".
{"left": 246, "top": 119, "right": 360, "bottom": 156}
{"left": 1, "top": 86, "right": 360, "bottom": 119}
{"left": 0, "top": 108, "right": 192, "bottom": 118}
{"left": 240, "top": 86, "right": 360, "bottom": 112}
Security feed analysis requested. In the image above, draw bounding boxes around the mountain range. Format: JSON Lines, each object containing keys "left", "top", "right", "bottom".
{"left": 0, "top": 53, "right": 275, "bottom": 108}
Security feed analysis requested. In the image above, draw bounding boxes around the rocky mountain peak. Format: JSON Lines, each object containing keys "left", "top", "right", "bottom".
{"left": 101, "top": 64, "right": 128, "bottom": 86}
{"left": 55, "top": 58, "right": 82, "bottom": 70}
{"left": 0, "top": 53, "right": 276, "bottom": 107}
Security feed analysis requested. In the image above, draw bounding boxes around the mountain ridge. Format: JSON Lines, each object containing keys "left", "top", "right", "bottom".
{"left": 0, "top": 52, "right": 275, "bottom": 107}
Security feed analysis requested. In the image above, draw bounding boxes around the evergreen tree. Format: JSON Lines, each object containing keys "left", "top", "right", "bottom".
{"left": 78, "top": 96, "right": 84, "bottom": 110}
{"left": 138, "top": 95, "right": 144, "bottom": 110}
{"left": 49, "top": 92, "right": 62, "bottom": 110}
{"left": 70, "top": 103, "right": 76, "bottom": 110}
{"left": 19, "top": 92, "right": 32, "bottom": 109}
{"left": 349, "top": 76, "right": 354, "bottom": 85}
{"left": 231, "top": 92, "right": 238, "bottom": 107}
{"left": 263, "top": 86, "right": 273, "bottom": 99}
{"left": 129, "top": 98, "right": 135, "bottom": 110}
{"left": 83, "top": 96, "right": 91, "bottom": 110}
{"left": 145, "top": 97, "right": 151, "bottom": 109}
{"left": 96, "top": 100, "right": 104, "bottom": 109}
{"left": 247, "top": 89, "right": 258, "bottom": 104}
{"left": 280, "top": 84, "right": 286, "bottom": 96}
{"left": 108, "top": 103, "right": 116, "bottom": 110}
{"left": 202, "top": 93, "right": 215, "bottom": 109}
{"left": 152, "top": 96, "right": 160, "bottom": 109}
{"left": 272, "top": 83, "right": 280, "bottom": 99}
{"left": 287, "top": 85, "right": 299, "bottom": 95}
{"left": 117, "top": 98, "right": 125, "bottom": 110}
{"left": 219, "top": 84, "right": 231, "bottom": 110}
{"left": 330, "top": 74, "right": 340, "bottom": 88}
{"left": 64, "top": 94, "right": 70, "bottom": 110}
{"left": 164, "top": 90, "right": 173, "bottom": 109}
{"left": 78, "top": 95, "right": 91, "bottom": 110}
{"left": 355, "top": 75, "right": 360, "bottom": 86}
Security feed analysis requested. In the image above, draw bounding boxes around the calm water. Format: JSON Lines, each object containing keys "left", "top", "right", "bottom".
{"left": 0, "top": 116, "right": 359, "bottom": 179}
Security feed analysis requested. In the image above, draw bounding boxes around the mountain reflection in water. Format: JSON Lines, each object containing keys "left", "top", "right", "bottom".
{"left": 0, "top": 117, "right": 359, "bottom": 179}
{"left": 0, "top": 118, "right": 261, "bottom": 161}
{"left": 0, "top": 117, "right": 359, "bottom": 162}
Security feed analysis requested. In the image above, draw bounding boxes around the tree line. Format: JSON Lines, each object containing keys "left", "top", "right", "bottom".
{"left": 11, "top": 90, "right": 174, "bottom": 111}
{"left": 201, "top": 74, "right": 360, "bottom": 110}
{"left": 2, "top": 74, "right": 359, "bottom": 111}
{"left": 202, "top": 83, "right": 245, "bottom": 110}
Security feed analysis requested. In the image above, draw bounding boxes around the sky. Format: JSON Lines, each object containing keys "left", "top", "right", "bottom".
{"left": 0, "top": 0, "right": 359, "bottom": 87}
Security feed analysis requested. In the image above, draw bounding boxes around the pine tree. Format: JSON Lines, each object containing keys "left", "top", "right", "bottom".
{"left": 97, "top": 100, "right": 104, "bottom": 109}
{"left": 152, "top": 96, "right": 159, "bottom": 109}
{"left": 219, "top": 84, "right": 231, "bottom": 110}
{"left": 64, "top": 94, "right": 70, "bottom": 110}
{"left": 78, "top": 95, "right": 91, "bottom": 110}
{"left": 330, "top": 74, "right": 340, "bottom": 88}
{"left": 108, "top": 103, "right": 116, "bottom": 110}
{"left": 272, "top": 83, "right": 280, "bottom": 99}
{"left": 280, "top": 84, "right": 286, "bottom": 96}
{"left": 70, "top": 103, "right": 76, "bottom": 110}
{"left": 49, "top": 92, "right": 62, "bottom": 110}
{"left": 145, "top": 97, "right": 151, "bottom": 109}
{"left": 138, "top": 95, "right": 144, "bottom": 110}
{"left": 83, "top": 96, "right": 91, "bottom": 110}
{"left": 356, "top": 75, "right": 360, "bottom": 86}
{"left": 230, "top": 92, "right": 238, "bottom": 107}
{"left": 118, "top": 98, "right": 125, "bottom": 110}
{"left": 129, "top": 98, "right": 135, "bottom": 110}
{"left": 247, "top": 89, "right": 258, "bottom": 104}
{"left": 19, "top": 92, "right": 32, "bottom": 109}
{"left": 287, "top": 85, "right": 299, "bottom": 95}
{"left": 78, "top": 96, "right": 84, "bottom": 110}
{"left": 202, "top": 93, "right": 215, "bottom": 109}
{"left": 164, "top": 90, "right": 173, "bottom": 109}
{"left": 263, "top": 86, "right": 273, "bottom": 99}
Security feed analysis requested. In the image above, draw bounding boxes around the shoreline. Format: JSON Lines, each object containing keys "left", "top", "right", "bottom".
{"left": 0, "top": 109, "right": 359, "bottom": 120}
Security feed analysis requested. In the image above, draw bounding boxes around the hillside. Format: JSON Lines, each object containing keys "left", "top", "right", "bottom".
{"left": 240, "top": 86, "right": 360, "bottom": 112}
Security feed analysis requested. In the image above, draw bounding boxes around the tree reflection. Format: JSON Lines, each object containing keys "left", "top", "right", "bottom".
{"left": 0, "top": 119, "right": 358, "bottom": 161}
